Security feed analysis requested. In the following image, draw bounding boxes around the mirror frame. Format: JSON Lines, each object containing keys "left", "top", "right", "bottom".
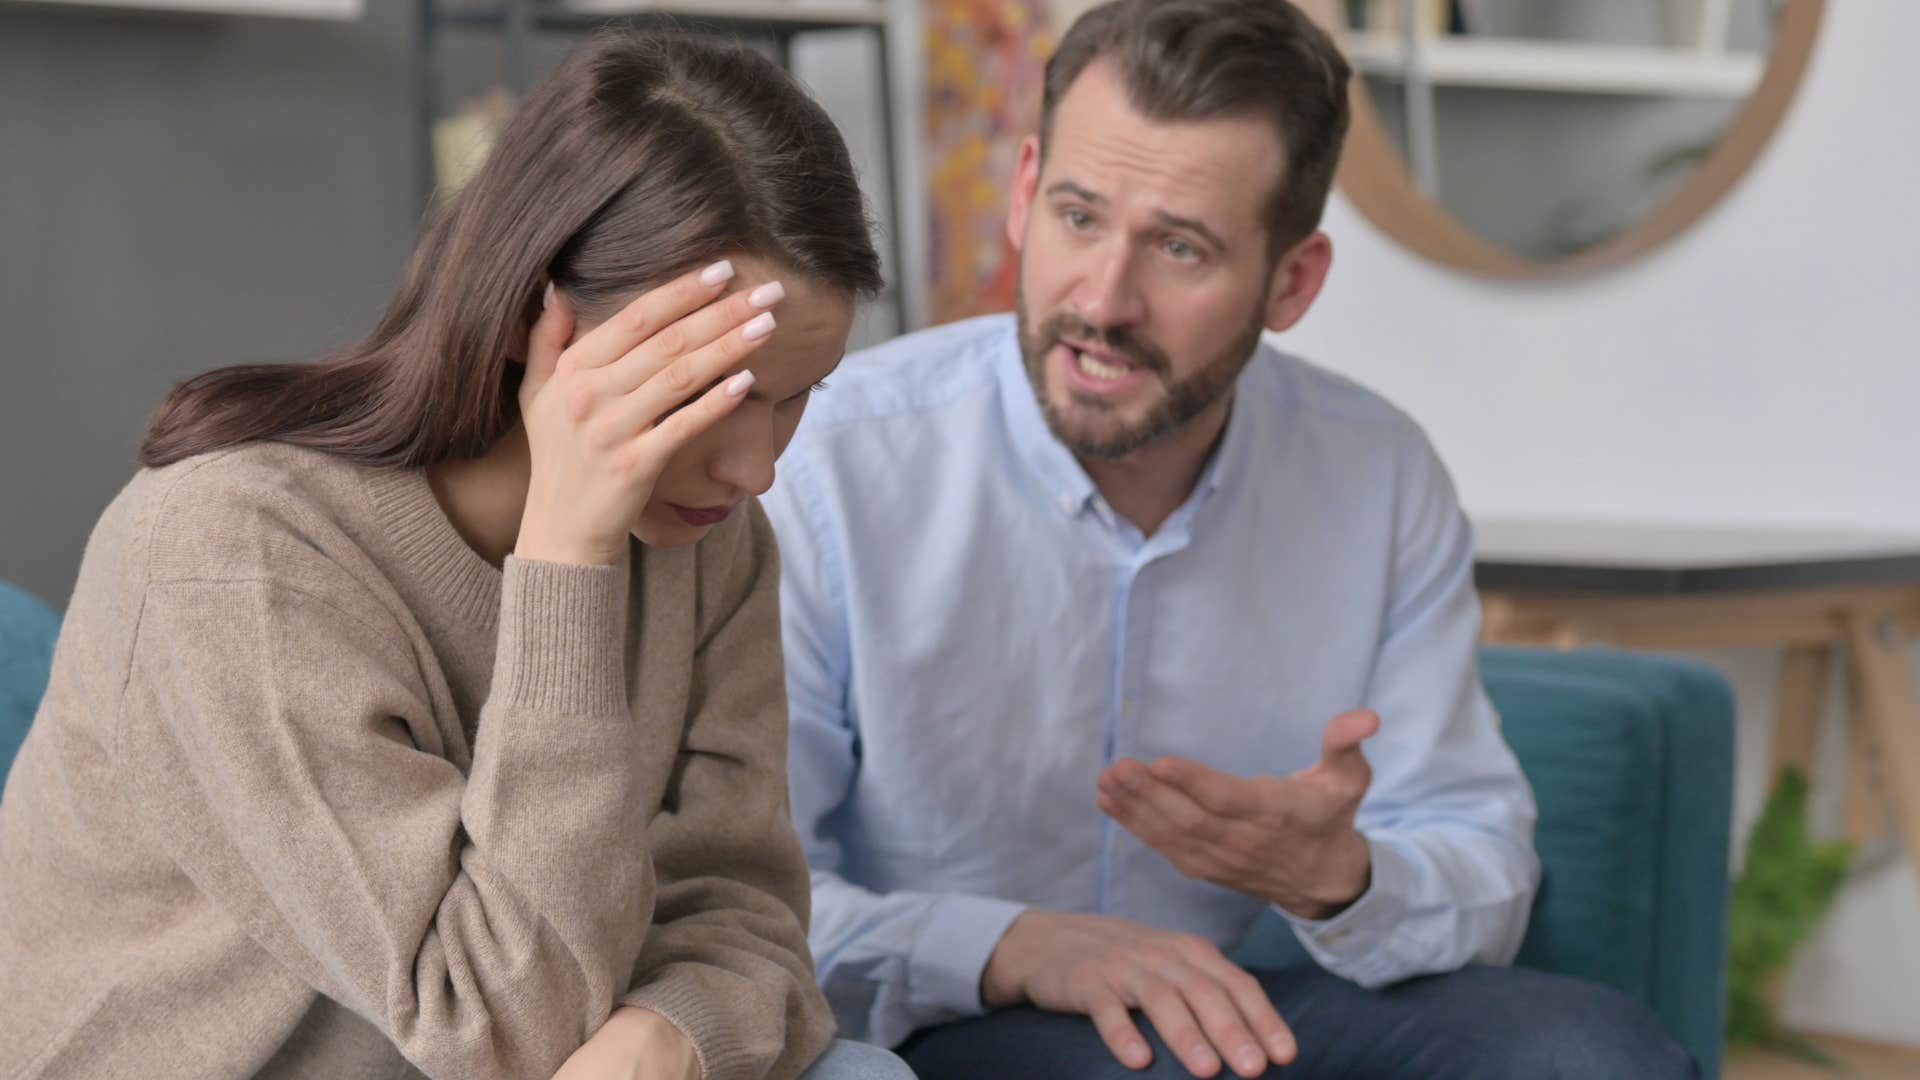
{"left": 1302, "top": 0, "right": 1827, "bottom": 277}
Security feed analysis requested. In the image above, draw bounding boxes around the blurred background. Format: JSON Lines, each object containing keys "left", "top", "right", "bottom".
{"left": 2, "top": 0, "right": 1916, "bottom": 1074}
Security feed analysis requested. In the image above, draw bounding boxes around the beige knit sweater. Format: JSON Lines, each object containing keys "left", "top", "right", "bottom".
{"left": 0, "top": 443, "right": 833, "bottom": 1080}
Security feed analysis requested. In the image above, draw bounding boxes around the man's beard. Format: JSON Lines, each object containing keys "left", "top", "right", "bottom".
{"left": 1017, "top": 287, "right": 1264, "bottom": 461}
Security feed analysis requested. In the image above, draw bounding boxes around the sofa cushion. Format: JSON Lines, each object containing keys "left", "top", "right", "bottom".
{"left": 1, "top": 581, "right": 60, "bottom": 787}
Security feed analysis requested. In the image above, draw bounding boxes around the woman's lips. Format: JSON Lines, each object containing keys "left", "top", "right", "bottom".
{"left": 669, "top": 503, "right": 734, "bottom": 527}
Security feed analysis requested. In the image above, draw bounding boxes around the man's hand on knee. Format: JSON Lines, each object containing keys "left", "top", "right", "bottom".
{"left": 980, "top": 910, "right": 1295, "bottom": 1078}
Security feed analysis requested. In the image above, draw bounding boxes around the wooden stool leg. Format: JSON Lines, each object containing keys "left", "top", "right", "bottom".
{"left": 1771, "top": 645, "right": 1829, "bottom": 784}
{"left": 1843, "top": 615, "right": 1920, "bottom": 877}
{"left": 1844, "top": 692, "right": 1887, "bottom": 844}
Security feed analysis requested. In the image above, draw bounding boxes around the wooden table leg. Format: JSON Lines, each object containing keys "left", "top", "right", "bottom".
{"left": 1843, "top": 615, "right": 1920, "bottom": 876}
{"left": 1771, "top": 645, "right": 1829, "bottom": 783}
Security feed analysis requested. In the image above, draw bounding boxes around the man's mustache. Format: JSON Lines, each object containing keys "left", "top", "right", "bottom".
{"left": 1042, "top": 313, "right": 1170, "bottom": 377}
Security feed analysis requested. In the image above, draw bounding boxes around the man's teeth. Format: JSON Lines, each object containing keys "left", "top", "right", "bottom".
{"left": 1074, "top": 350, "right": 1132, "bottom": 380}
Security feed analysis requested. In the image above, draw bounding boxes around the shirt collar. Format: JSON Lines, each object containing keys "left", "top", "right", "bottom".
{"left": 992, "top": 322, "right": 1100, "bottom": 516}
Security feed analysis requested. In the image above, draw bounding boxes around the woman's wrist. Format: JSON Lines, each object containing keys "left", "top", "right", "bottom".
{"left": 603, "top": 1007, "right": 700, "bottom": 1078}
{"left": 553, "top": 1007, "right": 699, "bottom": 1080}
{"left": 512, "top": 518, "right": 626, "bottom": 567}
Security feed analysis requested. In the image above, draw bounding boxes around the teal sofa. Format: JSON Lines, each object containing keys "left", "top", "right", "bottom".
{"left": 0, "top": 582, "right": 59, "bottom": 785}
{"left": 0, "top": 588, "right": 1733, "bottom": 1077}
{"left": 1233, "top": 647, "right": 1734, "bottom": 1078}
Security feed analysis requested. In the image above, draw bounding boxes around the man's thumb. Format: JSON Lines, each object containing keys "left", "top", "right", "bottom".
{"left": 1320, "top": 709, "right": 1380, "bottom": 765}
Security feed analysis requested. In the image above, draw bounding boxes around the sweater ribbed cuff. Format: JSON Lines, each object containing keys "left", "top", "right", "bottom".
{"left": 493, "top": 556, "right": 629, "bottom": 717}
{"left": 620, "top": 978, "right": 755, "bottom": 1080}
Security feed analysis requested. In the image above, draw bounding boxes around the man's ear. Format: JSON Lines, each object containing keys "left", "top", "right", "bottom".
{"left": 1005, "top": 135, "right": 1043, "bottom": 254}
{"left": 1264, "top": 231, "right": 1334, "bottom": 333}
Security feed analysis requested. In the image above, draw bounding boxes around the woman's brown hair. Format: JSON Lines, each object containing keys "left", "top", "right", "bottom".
{"left": 141, "top": 31, "right": 883, "bottom": 469}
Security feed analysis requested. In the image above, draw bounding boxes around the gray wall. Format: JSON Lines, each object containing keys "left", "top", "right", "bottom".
{"left": 0, "top": 4, "right": 900, "bottom": 608}
{"left": 1, "top": 4, "right": 419, "bottom": 605}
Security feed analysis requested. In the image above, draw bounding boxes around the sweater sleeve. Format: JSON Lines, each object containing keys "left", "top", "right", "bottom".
{"left": 617, "top": 501, "right": 836, "bottom": 1080}
{"left": 118, "top": 556, "right": 655, "bottom": 1080}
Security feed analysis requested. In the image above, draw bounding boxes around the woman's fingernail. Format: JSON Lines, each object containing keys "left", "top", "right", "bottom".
{"left": 725, "top": 370, "right": 756, "bottom": 397}
{"left": 748, "top": 281, "right": 785, "bottom": 308}
{"left": 543, "top": 282, "right": 555, "bottom": 309}
{"left": 700, "top": 260, "right": 735, "bottom": 286}
{"left": 742, "top": 312, "right": 776, "bottom": 340}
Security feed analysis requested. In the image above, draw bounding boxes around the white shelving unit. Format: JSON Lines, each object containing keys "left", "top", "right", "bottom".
{"left": 560, "top": 0, "right": 883, "bottom": 26}
{"left": 1350, "top": 0, "right": 1768, "bottom": 197}
{"left": 12, "top": 0, "right": 362, "bottom": 17}
{"left": 1345, "top": 33, "right": 1763, "bottom": 99}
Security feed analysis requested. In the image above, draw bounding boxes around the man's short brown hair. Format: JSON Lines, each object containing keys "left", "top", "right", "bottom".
{"left": 1040, "top": 0, "right": 1352, "bottom": 258}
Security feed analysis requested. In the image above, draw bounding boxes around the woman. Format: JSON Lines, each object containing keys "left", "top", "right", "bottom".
{"left": 0, "top": 31, "right": 911, "bottom": 1080}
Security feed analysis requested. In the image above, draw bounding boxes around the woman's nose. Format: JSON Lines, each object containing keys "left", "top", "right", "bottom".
{"left": 710, "top": 406, "right": 777, "bottom": 496}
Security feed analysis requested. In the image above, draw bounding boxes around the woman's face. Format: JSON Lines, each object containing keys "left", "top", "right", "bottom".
{"left": 587, "top": 260, "right": 854, "bottom": 548}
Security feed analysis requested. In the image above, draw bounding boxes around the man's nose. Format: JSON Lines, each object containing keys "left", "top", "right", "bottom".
{"left": 1072, "top": 240, "right": 1146, "bottom": 329}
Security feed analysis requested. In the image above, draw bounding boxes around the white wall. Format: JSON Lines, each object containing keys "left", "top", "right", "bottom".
{"left": 1285, "top": 1, "right": 1920, "bottom": 1045}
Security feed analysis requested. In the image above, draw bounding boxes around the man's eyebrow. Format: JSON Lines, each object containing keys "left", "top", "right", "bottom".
{"left": 1045, "top": 180, "right": 1105, "bottom": 205}
{"left": 1044, "top": 180, "right": 1229, "bottom": 254}
{"left": 1153, "top": 211, "right": 1228, "bottom": 255}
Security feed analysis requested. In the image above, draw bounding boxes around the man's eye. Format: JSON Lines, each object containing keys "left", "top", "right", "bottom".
{"left": 1064, "top": 208, "right": 1094, "bottom": 231}
{"left": 1164, "top": 236, "right": 1199, "bottom": 261}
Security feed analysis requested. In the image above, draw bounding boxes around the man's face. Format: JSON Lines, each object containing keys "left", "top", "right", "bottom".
{"left": 1008, "top": 62, "right": 1290, "bottom": 461}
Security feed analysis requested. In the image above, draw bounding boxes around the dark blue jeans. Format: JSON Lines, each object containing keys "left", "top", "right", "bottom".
{"left": 897, "top": 965, "right": 1697, "bottom": 1079}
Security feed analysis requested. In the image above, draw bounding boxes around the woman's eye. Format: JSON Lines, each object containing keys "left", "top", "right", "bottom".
{"left": 780, "top": 381, "right": 827, "bottom": 408}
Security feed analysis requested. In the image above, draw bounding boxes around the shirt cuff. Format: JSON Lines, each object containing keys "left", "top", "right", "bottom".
{"left": 907, "top": 893, "right": 1028, "bottom": 1020}
{"left": 1276, "top": 834, "right": 1415, "bottom": 985}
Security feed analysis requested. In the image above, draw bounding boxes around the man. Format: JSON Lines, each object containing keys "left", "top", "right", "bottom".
{"left": 762, "top": 1, "right": 1696, "bottom": 1076}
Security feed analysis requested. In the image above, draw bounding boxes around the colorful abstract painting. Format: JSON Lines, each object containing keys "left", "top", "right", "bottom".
{"left": 924, "top": 0, "right": 1067, "bottom": 324}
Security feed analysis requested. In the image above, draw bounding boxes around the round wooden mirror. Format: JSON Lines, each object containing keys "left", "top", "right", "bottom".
{"left": 1302, "top": 0, "right": 1826, "bottom": 277}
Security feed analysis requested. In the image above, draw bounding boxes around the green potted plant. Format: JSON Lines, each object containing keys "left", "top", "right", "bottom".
{"left": 1725, "top": 769, "right": 1854, "bottom": 1064}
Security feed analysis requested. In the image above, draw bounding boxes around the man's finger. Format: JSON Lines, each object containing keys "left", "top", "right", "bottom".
{"left": 1088, "top": 994, "right": 1154, "bottom": 1072}
{"left": 1104, "top": 761, "right": 1222, "bottom": 839}
{"left": 1200, "top": 960, "right": 1297, "bottom": 1067}
{"left": 1147, "top": 757, "right": 1258, "bottom": 819}
{"left": 1173, "top": 967, "right": 1269, "bottom": 1078}
{"left": 1097, "top": 791, "right": 1179, "bottom": 854}
{"left": 1133, "top": 977, "right": 1221, "bottom": 1078}
{"left": 1100, "top": 771, "right": 1222, "bottom": 850}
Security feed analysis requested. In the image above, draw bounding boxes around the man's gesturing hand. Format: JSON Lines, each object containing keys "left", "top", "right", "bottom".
{"left": 1098, "top": 710, "right": 1381, "bottom": 919}
{"left": 981, "top": 911, "right": 1296, "bottom": 1078}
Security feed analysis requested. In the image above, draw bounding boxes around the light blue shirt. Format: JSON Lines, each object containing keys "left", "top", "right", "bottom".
{"left": 762, "top": 314, "right": 1539, "bottom": 1048}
